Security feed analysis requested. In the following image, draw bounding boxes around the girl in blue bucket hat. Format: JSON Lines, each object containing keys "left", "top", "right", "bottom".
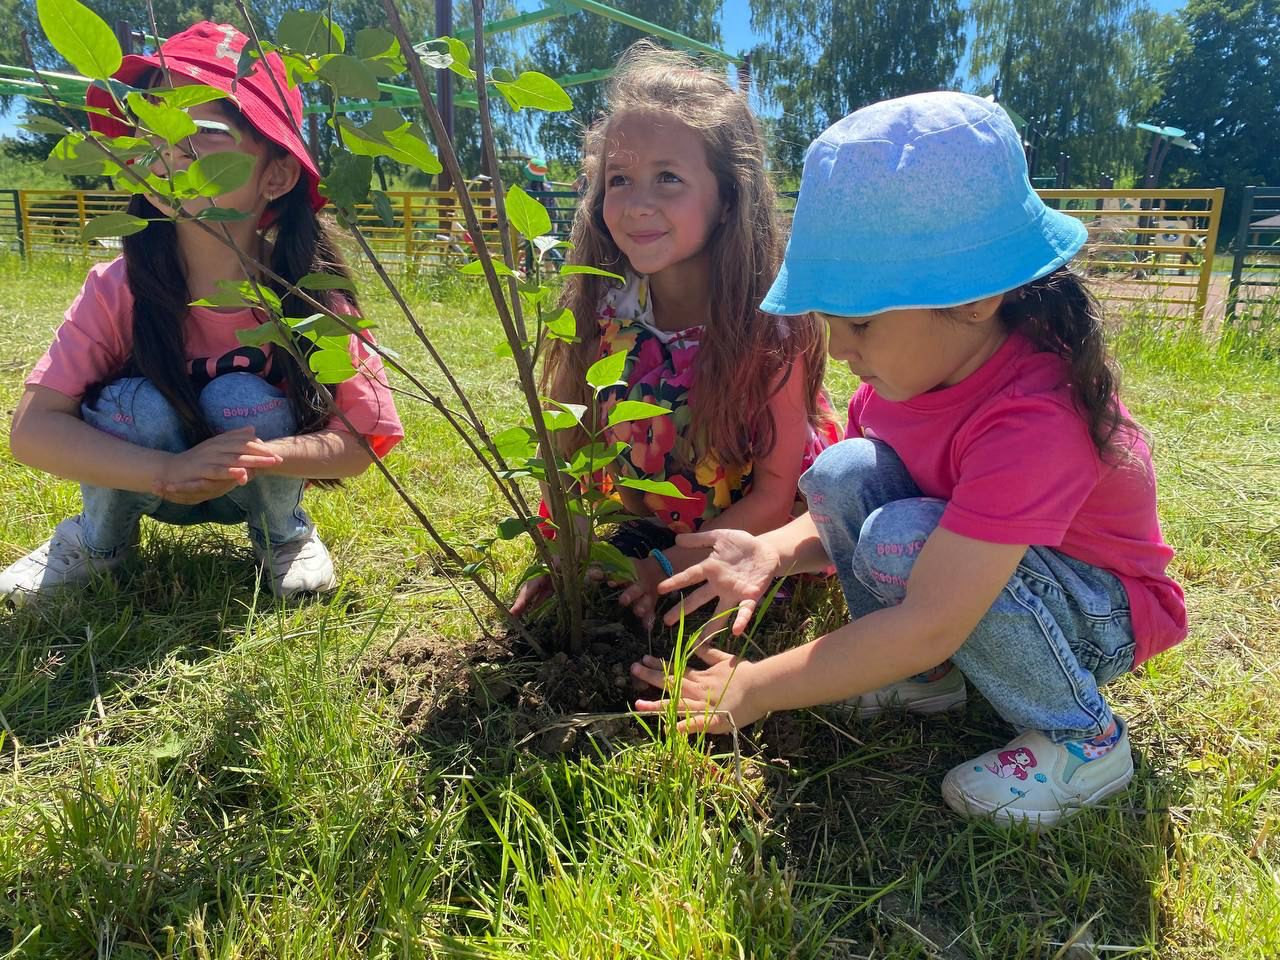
{"left": 629, "top": 91, "right": 1187, "bottom": 829}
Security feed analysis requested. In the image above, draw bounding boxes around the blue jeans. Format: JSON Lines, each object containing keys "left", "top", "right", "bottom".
{"left": 78, "top": 374, "right": 312, "bottom": 556}
{"left": 798, "top": 438, "right": 1136, "bottom": 743}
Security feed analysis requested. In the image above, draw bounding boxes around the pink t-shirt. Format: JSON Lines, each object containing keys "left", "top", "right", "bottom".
{"left": 847, "top": 332, "right": 1186, "bottom": 668}
{"left": 27, "top": 258, "right": 403, "bottom": 457}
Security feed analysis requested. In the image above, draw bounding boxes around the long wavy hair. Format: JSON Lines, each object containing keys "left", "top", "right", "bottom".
{"left": 997, "top": 267, "right": 1142, "bottom": 460}
{"left": 98, "top": 90, "right": 355, "bottom": 447}
{"left": 543, "top": 41, "right": 831, "bottom": 469}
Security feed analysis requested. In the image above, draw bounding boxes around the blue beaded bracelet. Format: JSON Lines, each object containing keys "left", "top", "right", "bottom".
{"left": 648, "top": 547, "right": 674, "bottom": 577}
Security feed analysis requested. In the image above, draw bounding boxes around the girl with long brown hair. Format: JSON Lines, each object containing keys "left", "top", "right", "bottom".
{"left": 1, "top": 23, "right": 402, "bottom": 604}
{"left": 512, "top": 41, "right": 837, "bottom": 629}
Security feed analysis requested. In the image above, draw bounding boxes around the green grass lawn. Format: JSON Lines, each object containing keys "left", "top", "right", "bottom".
{"left": 0, "top": 252, "right": 1276, "bottom": 958}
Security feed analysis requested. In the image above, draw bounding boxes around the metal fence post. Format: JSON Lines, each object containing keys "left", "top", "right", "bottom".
{"left": 1194, "top": 188, "right": 1224, "bottom": 326}
{"left": 1225, "top": 186, "right": 1256, "bottom": 326}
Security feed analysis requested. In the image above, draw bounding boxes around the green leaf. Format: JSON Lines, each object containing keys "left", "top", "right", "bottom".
{"left": 37, "top": 0, "right": 122, "bottom": 80}
{"left": 419, "top": 37, "right": 475, "bottom": 79}
{"left": 533, "top": 235, "right": 568, "bottom": 259}
{"left": 458, "top": 259, "right": 516, "bottom": 278}
{"left": 319, "top": 153, "right": 373, "bottom": 216}
{"left": 44, "top": 134, "right": 117, "bottom": 176}
{"left": 370, "top": 189, "right": 395, "bottom": 227}
{"left": 490, "top": 67, "right": 515, "bottom": 83}
{"left": 309, "top": 347, "right": 357, "bottom": 383}
{"left": 126, "top": 92, "right": 197, "bottom": 145}
{"left": 190, "top": 280, "right": 281, "bottom": 313}
{"left": 505, "top": 184, "right": 553, "bottom": 240}
{"left": 491, "top": 71, "right": 572, "bottom": 112}
{"left": 81, "top": 212, "right": 149, "bottom": 241}
{"left": 382, "top": 125, "right": 441, "bottom": 174}
{"left": 236, "top": 323, "right": 291, "bottom": 349}
{"left": 151, "top": 85, "right": 228, "bottom": 110}
{"left": 560, "top": 264, "right": 625, "bottom": 282}
{"left": 606, "top": 399, "right": 671, "bottom": 426}
{"left": 588, "top": 541, "right": 636, "bottom": 580}
{"left": 281, "top": 51, "right": 317, "bottom": 87}
{"left": 566, "top": 441, "right": 628, "bottom": 477}
{"left": 614, "top": 476, "right": 692, "bottom": 499}
{"left": 287, "top": 313, "right": 352, "bottom": 337}
{"left": 184, "top": 152, "right": 255, "bottom": 197}
{"left": 444, "top": 37, "right": 475, "bottom": 79}
{"left": 542, "top": 401, "right": 587, "bottom": 431}
{"left": 585, "top": 350, "right": 627, "bottom": 389}
{"left": 298, "top": 272, "right": 357, "bottom": 292}
{"left": 492, "top": 426, "right": 535, "bottom": 458}
{"left": 193, "top": 206, "right": 253, "bottom": 222}
{"left": 21, "top": 116, "right": 68, "bottom": 135}
{"left": 497, "top": 516, "right": 540, "bottom": 541}
{"left": 544, "top": 307, "right": 577, "bottom": 342}
{"left": 317, "top": 54, "right": 380, "bottom": 100}
{"left": 355, "top": 27, "right": 399, "bottom": 61}
{"left": 278, "top": 11, "right": 344, "bottom": 56}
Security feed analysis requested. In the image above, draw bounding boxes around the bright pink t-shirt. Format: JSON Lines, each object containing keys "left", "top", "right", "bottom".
{"left": 846, "top": 332, "right": 1186, "bottom": 668}
{"left": 27, "top": 258, "right": 402, "bottom": 457}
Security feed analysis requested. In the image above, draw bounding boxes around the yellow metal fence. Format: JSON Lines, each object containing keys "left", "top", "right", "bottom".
{"left": 16, "top": 188, "right": 515, "bottom": 270}
{"left": 1040, "top": 188, "right": 1224, "bottom": 320}
{"left": 14, "top": 187, "right": 1227, "bottom": 321}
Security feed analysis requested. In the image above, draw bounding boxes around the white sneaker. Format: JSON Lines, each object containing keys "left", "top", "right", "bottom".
{"left": 0, "top": 516, "right": 132, "bottom": 606}
{"left": 941, "top": 717, "right": 1135, "bottom": 830}
{"left": 840, "top": 665, "right": 968, "bottom": 718}
{"left": 254, "top": 528, "right": 337, "bottom": 599}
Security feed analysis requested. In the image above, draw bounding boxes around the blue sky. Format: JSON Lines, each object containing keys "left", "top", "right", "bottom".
{"left": 1, "top": 0, "right": 1188, "bottom": 141}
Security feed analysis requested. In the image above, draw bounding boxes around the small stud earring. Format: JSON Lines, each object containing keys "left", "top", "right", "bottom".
{"left": 970, "top": 311, "right": 978, "bottom": 320}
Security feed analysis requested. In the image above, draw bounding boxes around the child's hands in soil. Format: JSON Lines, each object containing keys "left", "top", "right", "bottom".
{"left": 631, "top": 646, "right": 764, "bottom": 734}
{"left": 613, "top": 556, "right": 665, "bottom": 633}
{"left": 657, "top": 529, "right": 780, "bottom": 636}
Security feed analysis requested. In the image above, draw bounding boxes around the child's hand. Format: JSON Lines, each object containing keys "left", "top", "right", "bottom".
{"left": 510, "top": 572, "right": 553, "bottom": 617}
{"left": 153, "top": 428, "right": 282, "bottom": 504}
{"left": 657, "top": 530, "right": 780, "bottom": 636}
{"left": 631, "top": 647, "right": 765, "bottom": 734}
{"left": 614, "top": 555, "right": 665, "bottom": 633}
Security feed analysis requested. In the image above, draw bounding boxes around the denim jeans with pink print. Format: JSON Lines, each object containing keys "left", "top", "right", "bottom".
{"left": 77, "top": 373, "right": 312, "bottom": 556}
{"left": 798, "top": 437, "right": 1136, "bottom": 743}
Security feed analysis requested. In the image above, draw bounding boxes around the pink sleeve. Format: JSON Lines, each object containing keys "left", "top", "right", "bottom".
{"left": 940, "top": 397, "right": 1100, "bottom": 545}
{"left": 323, "top": 302, "right": 403, "bottom": 458}
{"left": 844, "top": 383, "right": 873, "bottom": 439}
{"left": 26, "top": 259, "right": 133, "bottom": 399}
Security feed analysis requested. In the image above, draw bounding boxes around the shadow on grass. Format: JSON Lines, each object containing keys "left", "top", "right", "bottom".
{"left": 0, "top": 524, "right": 355, "bottom": 752}
{"left": 757, "top": 697, "right": 1176, "bottom": 957}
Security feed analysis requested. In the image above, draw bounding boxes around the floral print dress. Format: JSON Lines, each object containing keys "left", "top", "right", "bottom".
{"left": 596, "top": 271, "right": 838, "bottom": 535}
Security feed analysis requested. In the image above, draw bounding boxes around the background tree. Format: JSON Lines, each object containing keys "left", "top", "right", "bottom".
{"left": 968, "top": 0, "right": 1182, "bottom": 185}
{"left": 528, "top": 0, "right": 721, "bottom": 164}
{"left": 748, "top": 0, "right": 966, "bottom": 173}
{"left": 1155, "top": 0, "right": 1280, "bottom": 241}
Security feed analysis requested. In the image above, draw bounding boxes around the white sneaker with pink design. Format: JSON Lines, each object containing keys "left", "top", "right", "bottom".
{"left": 941, "top": 717, "right": 1134, "bottom": 829}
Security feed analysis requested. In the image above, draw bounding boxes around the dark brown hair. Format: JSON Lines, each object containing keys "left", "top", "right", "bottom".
{"left": 543, "top": 41, "right": 831, "bottom": 468}
{"left": 103, "top": 94, "right": 355, "bottom": 447}
{"left": 998, "top": 267, "right": 1141, "bottom": 460}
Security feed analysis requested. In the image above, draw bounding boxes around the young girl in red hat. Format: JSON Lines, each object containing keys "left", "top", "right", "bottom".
{"left": 1, "top": 22, "right": 402, "bottom": 603}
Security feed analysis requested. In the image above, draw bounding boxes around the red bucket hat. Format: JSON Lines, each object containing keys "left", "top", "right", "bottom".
{"left": 87, "top": 21, "right": 324, "bottom": 212}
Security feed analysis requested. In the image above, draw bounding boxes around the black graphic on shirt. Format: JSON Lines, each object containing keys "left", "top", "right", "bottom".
{"left": 187, "top": 345, "right": 284, "bottom": 390}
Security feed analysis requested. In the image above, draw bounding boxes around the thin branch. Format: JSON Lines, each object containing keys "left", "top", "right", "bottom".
{"left": 383, "top": 0, "right": 584, "bottom": 638}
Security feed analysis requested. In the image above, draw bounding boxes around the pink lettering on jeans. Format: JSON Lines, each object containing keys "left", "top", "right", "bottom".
{"left": 222, "top": 398, "right": 285, "bottom": 418}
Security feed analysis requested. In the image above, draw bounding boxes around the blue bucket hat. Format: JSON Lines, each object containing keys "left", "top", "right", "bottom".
{"left": 761, "top": 91, "right": 1087, "bottom": 317}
